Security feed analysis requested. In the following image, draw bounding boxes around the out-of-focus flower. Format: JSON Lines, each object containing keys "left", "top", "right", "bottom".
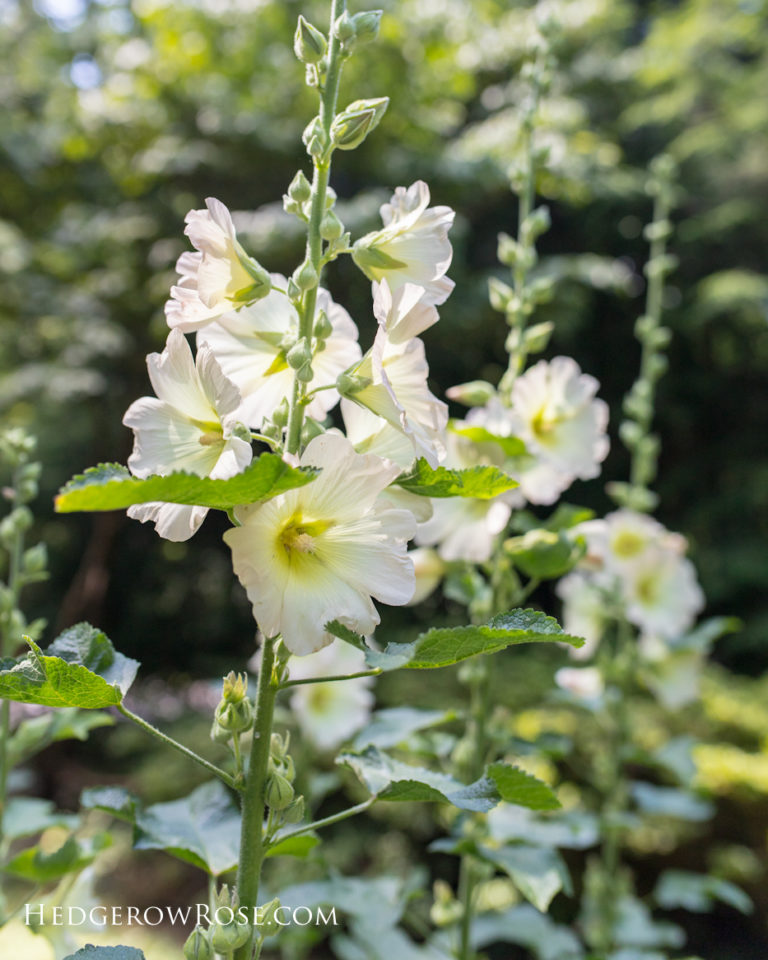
{"left": 123, "top": 329, "right": 252, "bottom": 541}
{"left": 623, "top": 548, "right": 704, "bottom": 639}
{"left": 352, "top": 181, "right": 455, "bottom": 305}
{"left": 405, "top": 547, "right": 445, "bottom": 605}
{"left": 200, "top": 277, "right": 361, "bottom": 430}
{"left": 166, "top": 198, "right": 271, "bottom": 332}
{"left": 555, "top": 666, "right": 604, "bottom": 701}
{"left": 578, "top": 510, "right": 687, "bottom": 574}
{"left": 555, "top": 571, "right": 607, "bottom": 660}
{"left": 288, "top": 641, "right": 375, "bottom": 750}
{"left": 224, "top": 435, "right": 416, "bottom": 655}
{"left": 506, "top": 356, "right": 609, "bottom": 483}
{"left": 343, "top": 329, "right": 448, "bottom": 467}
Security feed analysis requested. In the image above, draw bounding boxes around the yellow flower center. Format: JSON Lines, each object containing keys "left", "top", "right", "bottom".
{"left": 635, "top": 570, "right": 660, "bottom": 605}
{"left": 278, "top": 513, "right": 332, "bottom": 558}
{"left": 191, "top": 419, "right": 224, "bottom": 446}
{"left": 530, "top": 406, "right": 559, "bottom": 444}
{"left": 612, "top": 530, "right": 646, "bottom": 559}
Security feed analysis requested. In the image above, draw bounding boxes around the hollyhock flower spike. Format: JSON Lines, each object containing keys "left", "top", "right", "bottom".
{"left": 122, "top": 329, "right": 252, "bottom": 541}
{"left": 165, "top": 198, "right": 271, "bottom": 333}
{"left": 353, "top": 181, "right": 455, "bottom": 306}
{"left": 224, "top": 434, "right": 416, "bottom": 656}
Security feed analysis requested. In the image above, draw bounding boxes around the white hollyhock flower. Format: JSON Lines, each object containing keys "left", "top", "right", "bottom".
{"left": 165, "top": 198, "right": 270, "bottom": 333}
{"left": 353, "top": 180, "right": 455, "bottom": 306}
{"left": 581, "top": 510, "right": 688, "bottom": 574}
{"left": 288, "top": 642, "right": 375, "bottom": 751}
{"left": 224, "top": 434, "right": 416, "bottom": 656}
{"left": 200, "top": 277, "right": 361, "bottom": 430}
{"left": 372, "top": 278, "right": 439, "bottom": 344}
{"left": 555, "top": 666, "right": 604, "bottom": 701}
{"left": 345, "top": 329, "right": 448, "bottom": 467}
{"left": 405, "top": 547, "right": 445, "bottom": 605}
{"left": 555, "top": 571, "right": 607, "bottom": 660}
{"left": 622, "top": 548, "right": 704, "bottom": 639}
{"left": 122, "top": 329, "right": 252, "bottom": 541}
{"left": 341, "top": 398, "right": 416, "bottom": 468}
{"left": 507, "top": 357, "right": 609, "bottom": 482}
{"left": 415, "top": 431, "right": 514, "bottom": 563}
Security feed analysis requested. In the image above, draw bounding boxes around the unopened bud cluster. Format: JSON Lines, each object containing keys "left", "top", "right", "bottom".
{"left": 265, "top": 732, "right": 304, "bottom": 823}
{"left": 211, "top": 671, "right": 253, "bottom": 742}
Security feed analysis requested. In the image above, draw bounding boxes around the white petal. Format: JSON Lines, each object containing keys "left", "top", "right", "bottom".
{"left": 128, "top": 502, "right": 208, "bottom": 541}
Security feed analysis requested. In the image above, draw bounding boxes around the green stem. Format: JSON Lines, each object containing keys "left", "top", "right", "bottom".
{"left": 270, "top": 796, "right": 375, "bottom": 846}
{"left": 235, "top": 635, "right": 279, "bottom": 960}
{"left": 117, "top": 705, "right": 238, "bottom": 790}
{"left": 286, "top": 0, "right": 347, "bottom": 456}
{"left": 278, "top": 668, "right": 381, "bottom": 689}
{"left": 0, "top": 507, "right": 25, "bottom": 856}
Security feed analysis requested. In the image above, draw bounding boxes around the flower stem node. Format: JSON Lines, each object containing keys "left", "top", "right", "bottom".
{"left": 294, "top": 15, "right": 327, "bottom": 64}
{"left": 183, "top": 926, "right": 213, "bottom": 960}
{"left": 330, "top": 98, "right": 389, "bottom": 151}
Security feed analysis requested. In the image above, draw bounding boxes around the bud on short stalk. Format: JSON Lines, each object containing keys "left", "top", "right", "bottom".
{"left": 210, "top": 919, "right": 250, "bottom": 952}
{"left": 292, "top": 259, "right": 318, "bottom": 292}
{"left": 183, "top": 926, "right": 213, "bottom": 960}
{"left": 266, "top": 771, "right": 295, "bottom": 810}
{"left": 294, "top": 15, "right": 327, "bottom": 64}
{"left": 287, "top": 169, "right": 312, "bottom": 203}
{"left": 286, "top": 338, "right": 313, "bottom": 370}
{"left": 330, "top": 98, "right": 389, "bottom": 151}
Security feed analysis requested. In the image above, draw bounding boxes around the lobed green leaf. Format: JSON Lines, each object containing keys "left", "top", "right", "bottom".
{"left": 0, "top": 623, "right": 139, "bottom": 709}
{"left": 394, "top": 458, "right": 518, "bottom": 499}
{"left": 55, "top": 454, "right": 318, "bottom": 513}
{"left": 64, "top": 948, "right": 146, "bottom": 960}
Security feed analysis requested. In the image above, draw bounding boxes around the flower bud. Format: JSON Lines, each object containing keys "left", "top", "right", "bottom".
{"left": 296, "top": 361, "right": 314, "bottom": 383}
{"left": 272, "top": 397, "right": 290, "bottom": 428}
{"left": 292, "top": 259, "right": 318, "bottom": 292}
{"left": 313, "top": 310, "right": 333, "bottom": 341}
{"left": 301, "top": 418, "right": 325, "bottom": 444}
{"left": 294, "top": 15, "right": 327, "bottom": 64}
{"left": 222, "top": 670, "right": 248, "bottom": 703}
{"left": 22, "top": 543, "right": 47, "bottom": 576}
{"left": 350, "top": 10, "right": 383, "bottom": 46}
{"left": 522, "top": 321, "right": 554, "bottom": 354}
{"left": 330, "top": 98, "right": 389, "bottom": 151}
{"left": 257, "top": 898, "right": 282, "bottom": 937}
{"left": 210, "top": 919, "right": 250, "bottom": 952}
{"left": 215, "top": 698, "right": 254, "bottom": 734}
{"left": 282, "top": 795, "right": 305, "bottom": 824}
{"left": 286, "top": 338, "right": 313, "bottom": 370}
{"left": 266, "top": 772, "right": 295, "bottom": 810}
{"left": 445, "top": 380, "right": 497, "bottom": 407}
{"left": 320, "top": 209, "right": 344, "bottom": 241}
{"left": 333, "top": 9, "right": 356, "bottom": 42}
{"left": 287, "top": 169, "right": 312, "bottom": 203}
{"left": 488, "top": 277, "right": 513, "bottom": 313}
{"left": 336, "top": 371, "right": 371, "bottom": 396}
{"left": 184, "top": 926, "right": 213, "bottom": 960}
{"left": 210, "top": 718, "right": 232, "bottom": 744}
{"left": 521, "top": 205, "right": 551, "bottom": 242}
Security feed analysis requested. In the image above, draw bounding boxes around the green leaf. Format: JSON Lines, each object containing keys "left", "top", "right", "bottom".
{"left": 449, "top": 424, "right": 527, "bottom": 457}
{"left": 0, "top": 623, "right": 139, "bottom": 708}
{"left": 488, "top": 806, "right": 599, "bottom": 850}
{"left": 9, "top": 708, "right": 113, "bottom": 765}
{"left": 394, "top": 458, "right": 518, "bottom": 499}
{"left": 5, "top": 833, "right": 111, "bottom": 882}
{"left": 470, "top": 905, "right": 584, "bottom": 960}
{"left": 64, "top": 948, "right": 146, "bottom": 960}
{"left": 330, "top": 609, "right": 583, "bottom": 673}
{"left": 2, "top": 797, "right": 78, "bottom": 840}
{"left": 653, "top": 870, "right": 752, "bottom": 915}
{"left": 504, "top": 529, "right": 585, "bottom": 580}
{"left": 266, "top": 833, "right": 320, "bottom": 859}
{"left": 612, "top": 895, "right": 685, "bottom": 949}
{"left": 55, "top": 454, "right": 318, "bottom": 513}
{"left": 477, "top": 843, "right": 572, "bottom": 912}
{"left": 400, "top": 609, "right": 583, "bottom": 669}
{"left": 81, "top": 786, "right": 140, "bottom": 823}
{"left": 338, "top": 746, "right": 500, "bottom": 812}
{"left": 486, "top": 763, "right": 561, "bottom": 811}
{"left": 353, "top": 707, "right": 455, "bottom": 749}
{"left": 134, "top": 780, "right": 240, "bottom": 876}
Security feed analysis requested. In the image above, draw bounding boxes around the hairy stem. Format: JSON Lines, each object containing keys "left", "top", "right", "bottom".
{"left": 235, "top": 635, "right": 279, "bottom": 960}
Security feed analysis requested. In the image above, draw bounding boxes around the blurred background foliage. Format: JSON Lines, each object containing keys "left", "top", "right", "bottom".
{"left": 1, "top": 0, "right": 768, "bottom": 955}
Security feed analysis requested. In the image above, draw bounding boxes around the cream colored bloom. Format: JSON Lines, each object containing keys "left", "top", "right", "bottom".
{"left": 353, "top": 181, "right": 455, "bottom": 305}
{"left": 224, "top": 435, "right": 416, "bottom": 656}
{"left": 165, "top": 197, "right": 270, "bottom": 333}
{"left": 623, "top": 548, "right": 704, "bottom": 639}
{"left": 507, "top": 357, "right": 609, "bottom": 483}
{"left": 555, "top": 571, "right": 607, "bottom": 660}
{"left": 346, "top": 329, "right": 448, "bottom": 467}
{"left": 555, "top": 666, "right": 604, "bottom": 701}
{"left": 122, "top": 329, "right": 252, "bottom": 541}
{"left": 341, "top": 398, "right": 416, "bottom": 468}
{"left": 580, "top": 510, "right": 687, "bottom": 574}
{"left": 288, "top": 642, "right": 375, "bottom": 751}
{"left": 200, "top": 277, "right": 361, "bottom": 430}
{"left": 372, "top": 278, "right": 439, "bottom": 344}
